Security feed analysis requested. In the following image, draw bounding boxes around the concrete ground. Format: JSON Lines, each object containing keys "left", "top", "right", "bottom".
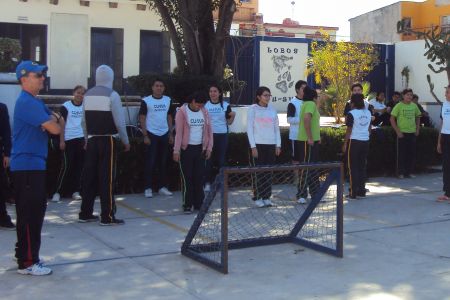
{"left": 1, "top": 172, "right": 450, "bottom": 300}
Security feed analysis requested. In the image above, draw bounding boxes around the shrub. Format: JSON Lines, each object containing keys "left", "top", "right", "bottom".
{"left": 45, "top": 127, "right": 440, "bottom": 196}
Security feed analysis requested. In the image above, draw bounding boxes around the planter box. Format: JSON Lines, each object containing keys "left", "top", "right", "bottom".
{"left": 0, "top": 73, "right": 17, "bottom": 84}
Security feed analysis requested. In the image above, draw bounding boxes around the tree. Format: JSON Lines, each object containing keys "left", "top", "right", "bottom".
{"left": 146, "top": 0, "right": 238, "bottom": 77}
{"left": 307, "top": 35, "right": 378, "bottom": 123}
{"left": 397, "top": 21, "right": 449, "bottom": 104}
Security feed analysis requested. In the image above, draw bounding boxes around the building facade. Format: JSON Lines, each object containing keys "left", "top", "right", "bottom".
{"left": 0, "top": 0, "right": 170, "bottom": 93}
{"left": 350, "top": 0, "right": 450, "bottom": 43}
{"left": 239, "top": 16, "right": 338, "bottom": 41}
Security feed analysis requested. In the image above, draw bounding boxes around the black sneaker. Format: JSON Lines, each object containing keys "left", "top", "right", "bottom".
{"left": 0, "top": 218, "right": 15, "bottom": 229}
{"left": 346, "top": 194, "right": 357, "bottom": 200}
{"left": 100, "top": 218, "right": 125, "bottom": 226}
{"left": 183, "top": 207, "right": 193, "bottom": 214}
{"left": 78, "top": 215, "right": 99, "bottom": 223}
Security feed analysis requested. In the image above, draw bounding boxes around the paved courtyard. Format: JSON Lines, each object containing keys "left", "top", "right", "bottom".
{"left": 1, "top": 172, "right": 450, "bottom": 300}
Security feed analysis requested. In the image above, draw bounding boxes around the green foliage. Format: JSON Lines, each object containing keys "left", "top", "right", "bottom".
{"left": 0, "top": 38, "right": 21, "bottom": 72}
{"left": 308, "top": 34, "right": 379, "bottom": 123}
{"left": 45, "top": 127, "right": 440, "bottom": 195}
{"left": 362, "top": 81, "right": 375, "bottom": 99}
{"left": 127, "top": 72, "right": 245, "bottom": 103}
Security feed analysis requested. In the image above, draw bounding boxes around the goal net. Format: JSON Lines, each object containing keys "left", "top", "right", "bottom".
{"left": 181, "top": 162, "right": 344, "bottom": 274}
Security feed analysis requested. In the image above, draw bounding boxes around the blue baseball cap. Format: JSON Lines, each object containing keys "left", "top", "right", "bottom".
{"left": 16, "top": 61, "right": 48, "bottom": 80}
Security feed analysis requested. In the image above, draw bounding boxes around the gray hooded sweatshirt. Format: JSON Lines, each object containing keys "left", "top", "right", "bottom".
{"left": 82, "top": 65, "right": 129, "bottom": 144}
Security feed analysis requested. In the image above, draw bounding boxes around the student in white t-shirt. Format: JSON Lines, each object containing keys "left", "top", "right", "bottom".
{"left": 342, "top": 93, "right": 371, "bottom": 199}
{"left": 204, "top": 84, "right": 236, "bottom": 192}
{"left": 247, "top": 86, "right": 281, "bottom": 208}
{"left": 139, "top": 79, "right": 175, "bottom": 198}
{"left": 52, "top": 85, "right": 86, "bottom": 202}
{"left": 287, "top": 80, "right": 306, "bottom": 162}
{"left": 437, "top": 86, "right": 450, "bottom": 202}
{"left": 369, "top": 91, "right": 390, "bottom": 126}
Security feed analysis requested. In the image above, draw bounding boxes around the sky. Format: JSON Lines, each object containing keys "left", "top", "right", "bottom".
{"left": 259, "top": 0, "right": 424, "bottom": 40}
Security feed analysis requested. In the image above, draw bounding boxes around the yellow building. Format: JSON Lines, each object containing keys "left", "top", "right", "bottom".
{"left": 350, "top": 0, "right": 450, "bottom": 42}
{"left": 400, "top": 0, "right": 450, "bottom": 40}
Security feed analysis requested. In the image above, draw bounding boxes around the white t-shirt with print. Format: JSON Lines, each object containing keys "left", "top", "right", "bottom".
{"left": 187, "top": 106, "right": 205, "bottom": 145}
{"left": 205, "top": 101, "right": 230, "bottom": 134}
{"left": 62, "top": 101, "right": 84, "bottom": 141}
{"left": 142, "top": 95, "right": 172, "bottom": 136}
{"left": 441, "top": 101, "right": 450, "bottom": 134}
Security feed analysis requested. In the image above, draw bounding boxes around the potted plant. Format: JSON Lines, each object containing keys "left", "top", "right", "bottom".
{"left": 0, "top": 37, "right": 21, "bottom": 82}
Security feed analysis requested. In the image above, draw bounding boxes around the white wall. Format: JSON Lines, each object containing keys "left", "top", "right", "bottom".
{"left": 395, "top": 40, "right": 447, "bottom": 125}
{"left": 350, "top": 3, "right": 401, "bottom": 43}
{"left": 0, "top": 0, "right": 164, "bottom": 89}
{"left": 50, "top": 13, "right": 89, "bottom": 88}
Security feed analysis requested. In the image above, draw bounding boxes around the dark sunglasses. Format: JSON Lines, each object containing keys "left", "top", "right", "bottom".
{"left": 27, "top": 72, "right": 45, "bottom": 78}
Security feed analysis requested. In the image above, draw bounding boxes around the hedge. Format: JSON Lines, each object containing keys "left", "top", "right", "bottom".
{"left": 46, "top": 126, "right": 440, "bottom": 196}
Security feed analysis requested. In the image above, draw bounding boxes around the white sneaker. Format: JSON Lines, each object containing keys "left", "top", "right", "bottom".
{"left": 255, "top": 199, "right": 265, "bottom": 208}
{"left": 263, "top": 199, "right": 273, "bottom": 207}
{"left": 51, "top": 193, "right": 60, "bottom": 202}
{"left": 144, "top": 188, "right": 153, "bottom": 198}
{"left": 158, "top": 187, "right": 173, "bottom": 196}
{"left": 204, "top": 183, "right": 211, "bottom": 192}
{"left": 17, "top": 263, "right": 52, "bottom": 276}
{"left": 72, "top": 192, "right": 82, "bottom": 200}
{"left": 297, "top": 197, "right": 307, "bottom": 204}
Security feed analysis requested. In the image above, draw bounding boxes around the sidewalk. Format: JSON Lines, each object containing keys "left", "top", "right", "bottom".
{"left": 1, "top": 172, "right": 450, "bottom": 300}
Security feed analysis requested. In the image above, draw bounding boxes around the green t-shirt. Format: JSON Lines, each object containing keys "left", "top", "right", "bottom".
{"left": 391, "top": 102, "right": 421, "bottom": 133}
{"left": 298, "top": 101, "right": 320, "bottom": 141}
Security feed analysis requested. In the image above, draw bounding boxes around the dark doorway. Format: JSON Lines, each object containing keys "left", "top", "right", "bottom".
{"left": 140, "top": 30, "right": 170, "bottom": 74}
{"left": 90, "top": 27, "right": 123, "bottom": 92}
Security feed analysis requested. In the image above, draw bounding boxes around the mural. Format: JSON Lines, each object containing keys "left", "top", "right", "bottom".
{"left": 260, "top": 41, "right": 308, "bottom": 111}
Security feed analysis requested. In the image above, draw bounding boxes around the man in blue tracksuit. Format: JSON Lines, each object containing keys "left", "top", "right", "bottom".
{"left": 11, "top": 61, "right": 62, "bottom": 275}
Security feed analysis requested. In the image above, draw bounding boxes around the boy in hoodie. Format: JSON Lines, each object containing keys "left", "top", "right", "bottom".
{"left": 79, "top": 65, "right": 130, "bottom": 225}
{"left": 173, "top": 91, "right": 213, "bottom": 214}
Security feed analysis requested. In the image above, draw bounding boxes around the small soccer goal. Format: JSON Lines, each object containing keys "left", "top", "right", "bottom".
{"left": 181, "top": 162, "right": 344, "bottom": 274}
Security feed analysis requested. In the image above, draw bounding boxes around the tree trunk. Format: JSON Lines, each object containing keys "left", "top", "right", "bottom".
{"left": 211, "top": 0, "right": 236, "bottom": 77}
{"left": 179, "top": 0, "right": 203, "bottom": 75}
{"left": 152, "top": 0, "right": 186, "bottom": 73}
{"left": 197, "top": 2, "right": 215, "bottom": 75}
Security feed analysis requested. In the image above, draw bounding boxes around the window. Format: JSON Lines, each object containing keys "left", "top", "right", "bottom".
{"left": 442, "top": 15, "right": 450, "bottom": 33}
{"left": 402, "top": 17, "right": 412, "bottom": 29}
{"left": 401, "top": 17, "right": 412, "bottom": 35}
{"left": 0, "top": 22, "right": 47, "bottom": 65}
